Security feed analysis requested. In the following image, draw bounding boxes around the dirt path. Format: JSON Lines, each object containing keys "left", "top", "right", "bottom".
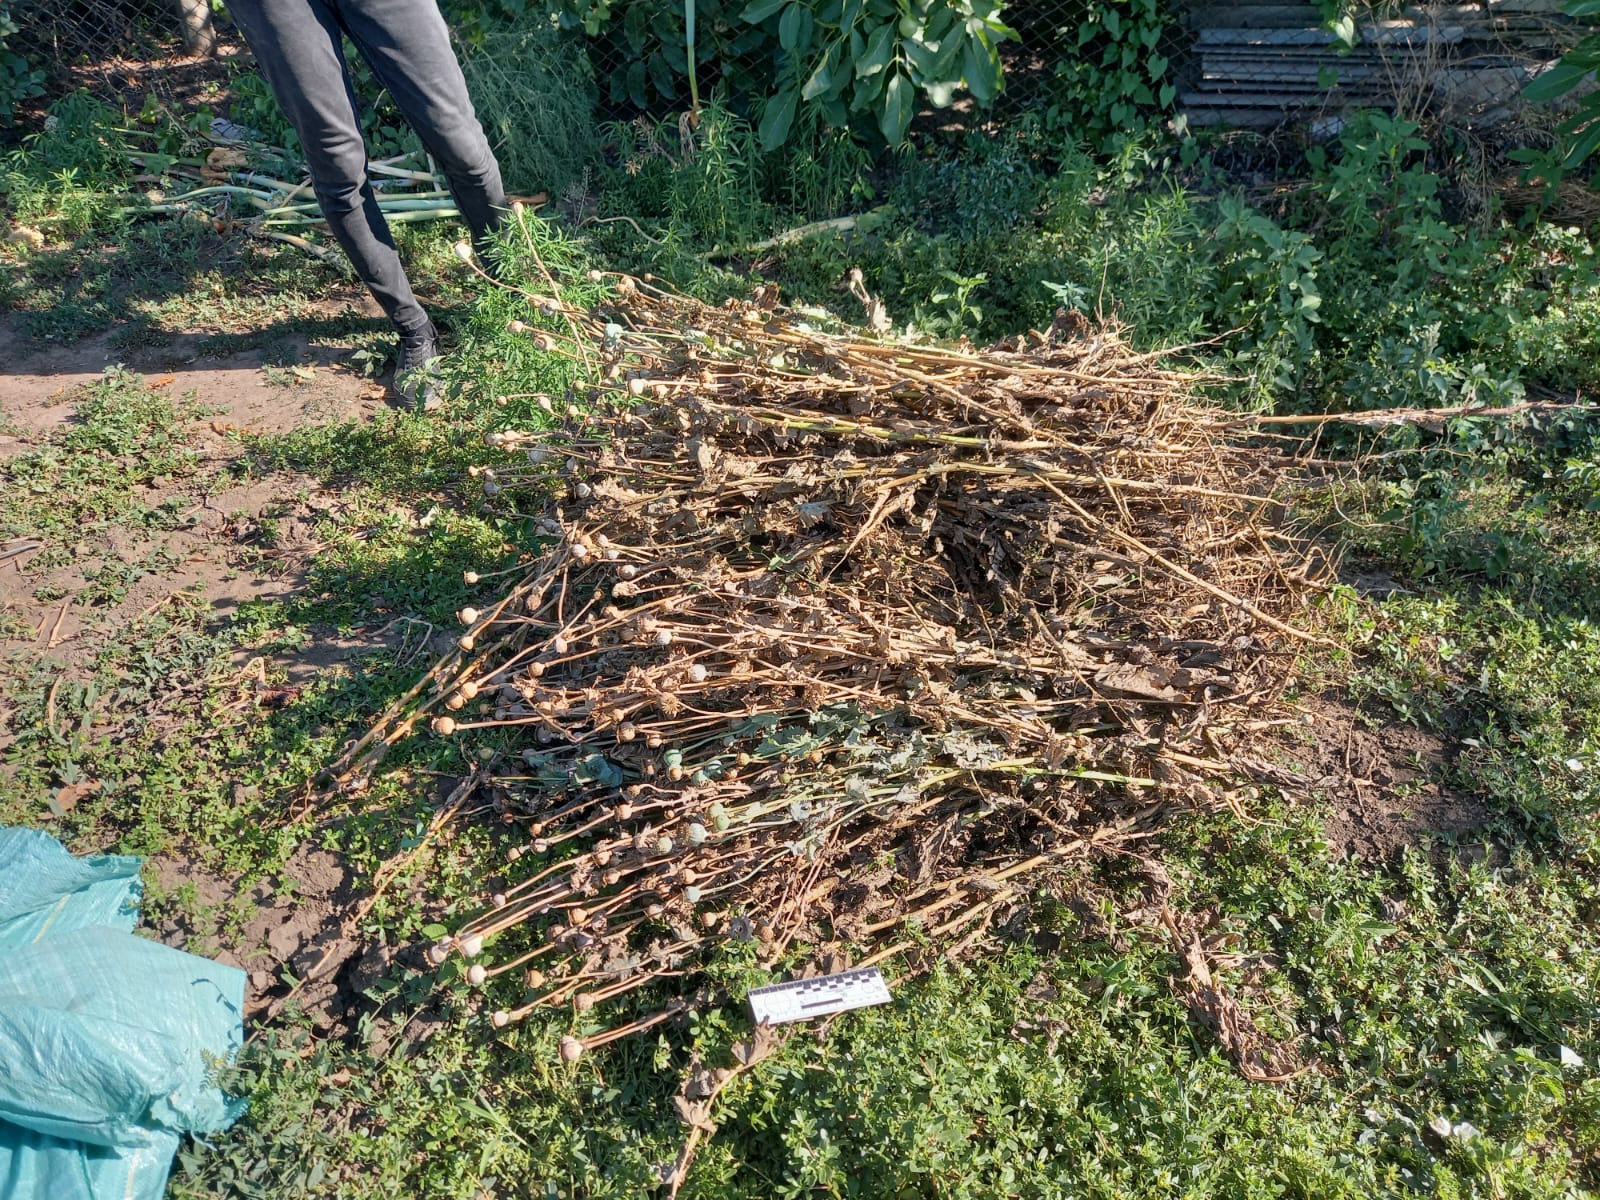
{"left": 2, "top": 312, "right": 385, "bottom": 437}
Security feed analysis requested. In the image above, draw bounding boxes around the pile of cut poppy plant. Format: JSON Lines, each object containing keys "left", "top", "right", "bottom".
{"left": 344, "top": 259, "right": 1322, "bottom": 1057}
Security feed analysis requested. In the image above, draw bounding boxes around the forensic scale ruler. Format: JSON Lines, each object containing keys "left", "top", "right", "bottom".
{"left": 748, "top": 966, "right": 892, "bottom": 1025}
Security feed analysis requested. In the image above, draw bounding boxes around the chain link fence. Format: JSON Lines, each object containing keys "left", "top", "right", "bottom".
{"left": 10, "top": 0, "right": 218, "bottom": 114}
{"left": 12, "top": 0, "right": 173, "bottom": 67}
{"left": 10, "top": 0, "right": 217, "bottom": 71}
{"left": 10, "top": 0, "right": 1580, "bottom": 142}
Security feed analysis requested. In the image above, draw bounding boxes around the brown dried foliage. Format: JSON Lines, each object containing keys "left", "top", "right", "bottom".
{"left": 344, "top": 278, "right": 1323, "bottom": 1045}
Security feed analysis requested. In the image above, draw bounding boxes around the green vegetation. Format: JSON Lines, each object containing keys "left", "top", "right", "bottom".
{"left": 1043, "top": 0, "right": 1178, "bottom": 153}
{"left": 0, "top": 1, "right": 44, "bottom": 122}
{"left": 5, "top": 20, "right": 1600, "bottom": 1199}
{"left": 1519, "top": 0, "right": 1600, "bottom": 178}
{"left": 737, "top": 0, "right": 1017, "bottom": 148}
{"left": 0, "top": 369, "right": 207, "bottom": 553}
{"left": 592, "top": 108, "right": 1600, "bottom": 416}
{"left": 458, "top": 15, "right": 599, "bottom": 196}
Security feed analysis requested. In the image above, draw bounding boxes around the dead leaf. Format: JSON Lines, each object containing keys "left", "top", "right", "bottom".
{"left": 731, "top": 1022, "right": 781, "bottom": 1067}
{"left": 49, "top": 780, "right": 96, "bottom": 817}
{"left": 682, "top": 1066, "right": 722, "bottom": 1100}
{"left": 1178, "top": 930, "right": 1304, "bottom": 1083}
{"left": 1094, "top": 663, "right": 1179, "bottom": 702}
{"left": 201, "top": 146, "right": 249, "bottom": 183}
{"left": 671, "top": 1094, "right": 716, "bottom": 1131}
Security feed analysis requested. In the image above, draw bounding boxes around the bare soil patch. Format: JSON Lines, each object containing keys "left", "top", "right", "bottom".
{"left": 1287, "top": 694, "right": 1496, "bottom": 863}
{"left": 150, "top": 841, "right": 387, "bottom": 1030}
{"left": 2, "top": 309, "right": 430, "bottom": 1031}
{"left": 1, "top": 312, "right": 387, "bottom": 440}
{"left": 0, "top": 471, "right": 336, "bottom": 669}
{"left": 0, "top": 316, "right": 395, "bottom": 673}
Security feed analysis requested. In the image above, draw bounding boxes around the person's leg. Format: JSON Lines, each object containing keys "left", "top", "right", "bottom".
{"left": 228, "top": 0, "right": 433, "bottom": 335}
{"left": 338, "top": 0, "right": 508, "bottom": 255}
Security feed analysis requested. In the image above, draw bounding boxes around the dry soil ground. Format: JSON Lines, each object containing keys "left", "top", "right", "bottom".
{"left": 0, "top": 301, "right": 446, "bottom": 1027}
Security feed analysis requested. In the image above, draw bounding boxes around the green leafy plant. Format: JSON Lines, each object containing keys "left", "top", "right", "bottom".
{"left": 13, "top": 91, "right": 131, "bottom": 188}
{"left": 598, "top": 95, "right": 772, "bottom": 244}
{"left": 1520, "top": 0, "right": 1600, "bottom": 172}
{"left": 0, "top": 2, "right": 45, "bottom": 124}
{"left": 458, "top": 12, "right": 599, "bottom": 195}
{"left": 2, "top": 92, "right": 134, "bottom": 235}
{"left": 555, "top": 0, "right": 768, "bottom": 109}
{"left": 912, "top": 268, "right": 986, "bottom": 336}
{"left": 741, "top": 0, "right": 1017, "bottom": 149}
{"left": 1209, "top": 193, "right": 1323, "bottom": 394}
{"left": 1046, "top": 0, "right": 1177, "bottom": 154}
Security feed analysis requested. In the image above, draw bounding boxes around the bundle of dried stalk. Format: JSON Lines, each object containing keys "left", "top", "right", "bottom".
{"left": 343, "top": 273, "right": 1322, "bottom": 1054}
{"left": 1498, "top": 179, "right": 1600, "bottom": 231}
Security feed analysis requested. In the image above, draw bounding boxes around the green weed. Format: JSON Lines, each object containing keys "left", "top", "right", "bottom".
{"left": 0, "top": 368, "right": 208, "bottom": 551}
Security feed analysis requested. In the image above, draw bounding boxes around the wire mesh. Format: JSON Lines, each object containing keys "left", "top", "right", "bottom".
{"left": 12, "top": 0, "right": 181, "bottom": 74}
{"left": 8, "top": 0, "right": 227, "bottom": 115}
{"left": 11, "top": 0, "right": 1581, "bottom": 142}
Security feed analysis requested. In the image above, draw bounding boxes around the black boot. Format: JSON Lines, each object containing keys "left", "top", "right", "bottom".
{"left": 394, "top": 322, "right": 444, "bottom": 412}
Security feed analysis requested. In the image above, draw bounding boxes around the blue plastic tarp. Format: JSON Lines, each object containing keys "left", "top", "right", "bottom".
{"left": 0, "top": 827, "right": 246, "bottom": 1200}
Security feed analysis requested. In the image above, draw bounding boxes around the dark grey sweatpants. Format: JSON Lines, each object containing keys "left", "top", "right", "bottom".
{"left": 229, "top": 0, "right": 507, "bottom": 335}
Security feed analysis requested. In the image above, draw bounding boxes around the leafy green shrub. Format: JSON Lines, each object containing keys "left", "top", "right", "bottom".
{"left": 1519, "top": 0, "right": 1600, "bottom": 174}
{"left": 14, "top": 91, "right": 130, "bottom": 187}
{"left": 741, "top": 0, "right": 1017, "bottom": 149}
{"left": 0, "top": 2, "right": 45, "bottom": 124}
{"left": 531, "top": 0, "right": 1017, "bottom": 149}
{"left": 598, "top": 98, "right": 771, "bottom": 244}
{"left": 2, "top": 92, "right": 131, "bottom": 234}
{"left": 555, "top": 0, "right": 770, "bottom": 112}
{"left": 1044, "top": 0, "right": 1178, "bottom": 154}
{"left": 1207, "top": 193, "right": 1323, "bottom": 395}
{"left": 594, "top": 91, "right": 870, "bottom": 253}
{"left": 892, "top": 127, "right": 1044, "bottom": 237}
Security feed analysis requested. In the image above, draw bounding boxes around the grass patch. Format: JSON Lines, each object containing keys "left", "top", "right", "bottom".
{"left": 161, "top": 797, "right": 1600, "bottom": 1199}
{"left": 0, "top": 368, "right": 209, "bottom": 554}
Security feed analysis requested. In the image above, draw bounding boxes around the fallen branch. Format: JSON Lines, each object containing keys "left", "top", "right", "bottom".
{"left": 1231, "top": 399, "right": 1600, "bottom": 431}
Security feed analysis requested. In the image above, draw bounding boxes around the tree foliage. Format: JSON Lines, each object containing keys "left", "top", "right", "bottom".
{"left": 741, "top": 0, "right": 1016, "bottom": 149}
{"left": 1522, "top": 0, "right": 1600, "bottom": 172}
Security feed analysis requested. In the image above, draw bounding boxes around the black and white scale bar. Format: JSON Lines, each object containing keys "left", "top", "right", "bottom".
{"left": 748, "top": 967, "right": 892, "bottom": 1025}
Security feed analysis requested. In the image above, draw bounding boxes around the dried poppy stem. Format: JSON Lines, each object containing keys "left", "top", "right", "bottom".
{"left": 357, "top": 274, "right": 1320, "bottom": 1041}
